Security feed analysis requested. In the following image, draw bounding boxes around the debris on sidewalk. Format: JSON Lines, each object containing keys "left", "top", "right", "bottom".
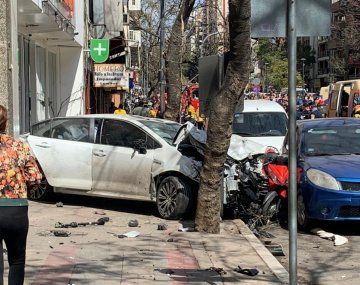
{"left": 123, "top": 231, "right": 140, "bottom": 238}
{"left": 94, "top": 210, "right": 106, "bottom": 215}
{"left": 55, "top": 217, "right": 110, "bottom": 228}
{"left": 52, "top": 230, "right": 71, "bottom": 237}
{"left": 128, "top": 219, "right": 139, "bottom": 227}
{"left": 166, "top": 238, "right": 174, "bottom": 242}
{"left": 311, "top": 228, "right": 349, "bottom": 246}
{"left": 206, "top": 267, "right": 227, "bottom": 276}
{"left": 178, "top": 226, "right": 195, "bottom": 232}
{"left": 234, "top": 266, "right": 259, "bottom": 277}
{"left": 56, "top": 202, "right": 63, "bottom": 207}
{"left": 109, "top": 230, "right": 140, "bottom": 238}
{"left": 157, "top": 223, "right": 168, "bottom": 230}
{"left": 264, "top": 241, "right": 285, "bottom": 256}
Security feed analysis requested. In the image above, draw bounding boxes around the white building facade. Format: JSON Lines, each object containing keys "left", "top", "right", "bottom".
{"left": 17, "top": 0, "right": 88, "bottom": 133}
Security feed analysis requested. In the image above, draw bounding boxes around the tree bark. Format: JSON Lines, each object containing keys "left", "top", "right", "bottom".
{"left": 195, "top": 0, "right": 251, "bottom": 234}
{"left": 164, "top": 0, "right": 195, "bottom": 121}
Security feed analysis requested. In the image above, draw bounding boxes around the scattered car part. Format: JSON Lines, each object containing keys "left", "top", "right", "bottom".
{"left": 123, "top": 231, "right": 140, "bottom": 238}
{"left": 157, "top": 223, "right": 168, "bottom": 230}
{"left": 55, "top": 217, "right": 109, "bottom": 228}
{"left": 206, "top": 267, "right": 227, "bottom": 276}
{"left": 56, "top": 202, "right": 63, "bottom": 207}
{"left": 311, "top": 228, "right": 349, "bottom": 246}
{"left": 52, "top": 230, "right": 71, "bottom": 237}
{"left": 128, "top": 220, "right": 139, "bottom": 227}
{"left": 264, "top": 242, "right": 285, "bottom": 256}
{"left": 94, "top": 211, "right": 106, "bottom": 215}
{"left": 234, "top": 266, "right": 259, "bottom": 277}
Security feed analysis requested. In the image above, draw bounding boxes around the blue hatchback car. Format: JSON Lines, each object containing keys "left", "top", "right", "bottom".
{"left": 295, "top": 118, "right": 360, "bottom": 229}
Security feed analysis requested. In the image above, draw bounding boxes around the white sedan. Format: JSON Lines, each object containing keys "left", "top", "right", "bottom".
{"left": 26, "top": 115, "right": 202, "bottom": 219}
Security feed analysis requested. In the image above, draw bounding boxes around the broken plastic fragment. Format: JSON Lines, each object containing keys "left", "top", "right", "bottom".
{"left": 123, "top": 231, "right": 140, "bottom": 238}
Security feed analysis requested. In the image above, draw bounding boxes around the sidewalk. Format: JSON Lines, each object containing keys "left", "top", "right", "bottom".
{"left": 3, "top": 200, "right": 288, "bottom": 284}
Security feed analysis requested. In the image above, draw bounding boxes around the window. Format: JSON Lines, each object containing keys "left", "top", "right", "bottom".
{"left": 101, "top": 119, "right": 159, "bottom": 149}
{"left": 51, "top": 118, "right": 90, "bottom": 142}
{"left": 123, "top": 14, "right": 128, "bottom": 24}
{"left": 132, "top": 0, "right": 136, "bottom": 6}
{"left": 129, "top": 30, "right": 135, "bottom": 41}
{"left": 32, "top": 120, "right": 52, "bottom": 138}
{"left": 233, "top": 112, "right": 287, "bottom": 137}
{"left": 329, "top": 90, "right": 339, "bottom": 109}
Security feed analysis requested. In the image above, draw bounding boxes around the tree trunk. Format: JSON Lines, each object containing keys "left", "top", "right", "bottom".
{"left": 164, "top": 0, "right": 195, "bottom": 121}
{"left": 195, "top": 0, "right": 251, "bottom": 234}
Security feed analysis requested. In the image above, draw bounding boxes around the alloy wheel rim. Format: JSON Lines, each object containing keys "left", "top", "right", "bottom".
{"left": 158, "top": 180, "right": 178, "bottom": 217}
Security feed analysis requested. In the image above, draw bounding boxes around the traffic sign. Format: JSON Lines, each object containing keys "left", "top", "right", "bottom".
{"left": 251, "top": 0, "right": 331, "bottom": 37}
{"left": 90, "top": 39, "right": 110, "bottom": 63}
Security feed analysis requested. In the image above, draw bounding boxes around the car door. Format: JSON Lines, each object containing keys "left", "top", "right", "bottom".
{"left": 92, "top": 118, "right": 156, "bottom": 198}
{"left": 28, "top": 118, "right": 94, "bottom": 190}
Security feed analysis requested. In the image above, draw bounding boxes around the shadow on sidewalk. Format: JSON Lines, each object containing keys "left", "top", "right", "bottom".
{"left": 32, "top": 193, "right": 158, "bottom": 217}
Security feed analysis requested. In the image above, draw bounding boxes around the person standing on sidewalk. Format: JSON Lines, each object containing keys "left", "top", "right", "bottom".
{"left": 0, "top": 105, "right": 42, "bottom": 285}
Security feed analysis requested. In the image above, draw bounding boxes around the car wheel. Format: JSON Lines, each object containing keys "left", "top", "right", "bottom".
{"left": 28, "top": 175, "right": 53, "bottom": 201}
{"left": 156, "top": 176, "right": 192, "bottom": 220}
{"left": 297, "top": 193, "right": 312, "bottom": 230}
{"left": 262, "top": 192, "right": 280, "bottom": 223}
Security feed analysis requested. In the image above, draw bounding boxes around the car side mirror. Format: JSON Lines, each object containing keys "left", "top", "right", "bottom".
{"left": 133, "top": 139, "right": 147, "bottom": 154}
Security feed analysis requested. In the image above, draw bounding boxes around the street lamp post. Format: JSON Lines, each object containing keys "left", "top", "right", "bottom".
{"left": 301, "top": 58, "right": 306, "bottom": 91}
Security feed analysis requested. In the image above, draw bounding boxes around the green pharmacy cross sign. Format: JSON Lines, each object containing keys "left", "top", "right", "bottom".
{"left": 90, "top": 39, "right": 110, "bottom": 63}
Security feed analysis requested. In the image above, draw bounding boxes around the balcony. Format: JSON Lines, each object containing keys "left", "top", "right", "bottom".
{"left": 18, "top": 0, "right": 78, "bottom": 46}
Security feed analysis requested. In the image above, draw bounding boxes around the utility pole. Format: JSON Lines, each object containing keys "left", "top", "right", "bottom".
{"left": 287, "top": 0, "right": 298, "bottom": 284}
{"left": 0, "top": 0, "right": 19, "bottom": 136}
{"left": 159, "top": 0, "right": 166, "bottom": 114}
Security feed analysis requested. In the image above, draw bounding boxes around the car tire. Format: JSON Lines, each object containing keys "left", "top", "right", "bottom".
{"left": 262, "top": 191, "right": 280, "bottom": 223}
{"left": 297, "top": 192, "right": 313, "bottom": 231}
{"left": 156, "top": 176, "right": 192, "bottom": 220}
{"left": 28, "top": 175, "right": 53, "bottom": 201}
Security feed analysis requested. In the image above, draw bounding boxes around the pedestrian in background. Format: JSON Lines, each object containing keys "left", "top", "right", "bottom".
{"left": 114, "top": 104, "right": 127, "bottom": 115}
{"left": 0, "top": 105, "right": 41, "bottom": 285}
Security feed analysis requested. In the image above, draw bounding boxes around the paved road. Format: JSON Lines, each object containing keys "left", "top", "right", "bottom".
{"left": 261, "top": 222, "right": 360, "bottom": 285}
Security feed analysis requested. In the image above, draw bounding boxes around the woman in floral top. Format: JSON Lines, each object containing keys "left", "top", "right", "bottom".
{"left": 0, "top": 105, "right": 41, "bottom": 285}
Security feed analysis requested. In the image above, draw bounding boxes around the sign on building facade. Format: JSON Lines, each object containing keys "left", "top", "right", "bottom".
{"left": 94, "top": 64, "right": 129, "bottom": 89}
{"left": 90, "top": 39, "right": 110, "bottom": 63}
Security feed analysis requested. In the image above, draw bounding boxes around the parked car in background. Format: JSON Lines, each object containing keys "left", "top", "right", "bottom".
{"left": 25, "top": 115, "right": 205, "bottom": 220}
{"left": 229, "top": 100, "right": 288, "bottom": 160}
{"left": 294, "top": 118, "right": 360, "bottom": 229}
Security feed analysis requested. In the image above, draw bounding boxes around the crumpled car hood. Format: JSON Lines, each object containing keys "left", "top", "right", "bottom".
{"left": 228, "top": 135, "right": 268, "bottom": 161}
{"left": 173, "top": 123, "right": 267, "bottom": 161}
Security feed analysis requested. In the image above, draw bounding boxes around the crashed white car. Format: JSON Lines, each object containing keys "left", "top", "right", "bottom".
{"left": 26, "top": 115, "right": 203, "bottom": 220}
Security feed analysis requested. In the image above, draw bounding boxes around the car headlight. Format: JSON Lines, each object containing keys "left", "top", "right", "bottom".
{"left": 306, "top": 169, "right": 341, "bottom": 190}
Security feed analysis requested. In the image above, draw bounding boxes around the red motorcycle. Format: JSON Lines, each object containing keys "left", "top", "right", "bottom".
{"left": 261, "top": 152, "right": 302, "bottom": 221}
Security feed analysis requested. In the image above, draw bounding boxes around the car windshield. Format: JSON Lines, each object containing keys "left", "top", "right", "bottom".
{"left": 303, "top": 125, "right": 360, "bottom": 156}
{"left": 233, "top": 112, "right": 287, "bottom": 137}
{"left": 139, "top": 120, "right": 181, "bottom": 145}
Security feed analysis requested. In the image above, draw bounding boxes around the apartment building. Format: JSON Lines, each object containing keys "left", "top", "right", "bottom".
{"left": 17, "top": 0, "right": 87, "bottom": 133}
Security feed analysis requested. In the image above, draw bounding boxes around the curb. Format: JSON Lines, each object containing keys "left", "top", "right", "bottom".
{"left": 233, "top": 219, "right": 289, "bottom": 284}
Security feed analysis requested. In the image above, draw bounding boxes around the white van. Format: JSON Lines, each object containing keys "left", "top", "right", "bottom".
{"left": 229, "top": 100, "right": 288, "bottom": 159}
